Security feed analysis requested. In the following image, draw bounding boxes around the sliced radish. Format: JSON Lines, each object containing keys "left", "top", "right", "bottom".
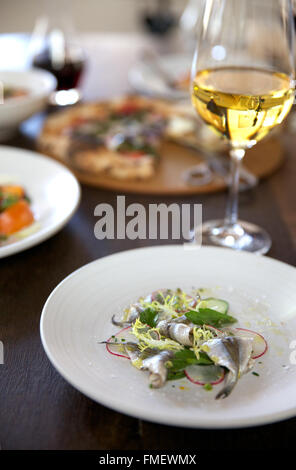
{"left": 234, "top": 328, "right": 268, "bottom": 359}
{"left": 106, "top": 326, "right": 134, "bottom": 360}
{"left": 185, "top": 364, "right": 225, "bottom": 386}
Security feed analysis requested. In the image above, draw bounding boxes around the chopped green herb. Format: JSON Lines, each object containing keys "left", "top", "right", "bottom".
{"left": 170, "top": 349, "right": 213, "bottom": 370}
{"left": 167, "top": 370, "right": 186, "bottom": 381}
{"left": 252, "top": 372, "right": 260, "bottom": 377}
{"left": 166, "top": 348, "right": 213, "bottom": 381}
{"left": 140, "top": 307, "right": 158, "bottom": 328}
{"left": 203, "top": 383, "right": 213, "bottom": 391}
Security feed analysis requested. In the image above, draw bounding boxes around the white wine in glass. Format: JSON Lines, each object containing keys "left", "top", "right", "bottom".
{"left": 191, "top": 0, "right": 295, "bottom": 254}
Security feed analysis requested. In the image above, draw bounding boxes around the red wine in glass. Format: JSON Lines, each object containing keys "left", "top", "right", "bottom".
{"left": 33, "top": 49, "right": 85, "bottom": 91}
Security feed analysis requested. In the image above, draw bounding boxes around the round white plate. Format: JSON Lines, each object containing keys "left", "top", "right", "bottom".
{"left": 0, "top": 146, "right": 80, "bottom": 258}
{"left": 129, "top": 53, "right": 192, "bottom": 101}
{"left": 40, "top": 245, "right": 296, "bottom": 428}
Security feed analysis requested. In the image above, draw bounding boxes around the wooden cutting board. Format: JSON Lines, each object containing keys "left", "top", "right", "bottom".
{"left": 56, "top": 136, "right": 284, "bottom": 195}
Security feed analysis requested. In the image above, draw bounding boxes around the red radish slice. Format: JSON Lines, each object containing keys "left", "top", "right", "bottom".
{"left": 234, "top": 328, "right": 268, "bottom": 359}
{"left": 185, "top": 365, "right": 225, "bottom": 386}
{"left": 106, "top": 326, "right": 133, "bottom": 360}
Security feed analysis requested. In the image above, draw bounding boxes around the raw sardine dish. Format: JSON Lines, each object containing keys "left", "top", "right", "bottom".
{"left": 102, "top": 288, "right": 268, "bottom": 399}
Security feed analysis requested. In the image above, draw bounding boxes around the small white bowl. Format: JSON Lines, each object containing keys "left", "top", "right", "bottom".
{"left": 0, "top": 68, "right": 56, "bottom": 140}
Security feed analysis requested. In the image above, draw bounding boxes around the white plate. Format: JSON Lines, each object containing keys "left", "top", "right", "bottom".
{"left": 40, "top": 245, "right": 296, "bottom": 429}
{"left": 129, "top": 54, "right": 192, "bottom": 101}
{"left": 0, "top": 146, "right": 80, "bottom": 258}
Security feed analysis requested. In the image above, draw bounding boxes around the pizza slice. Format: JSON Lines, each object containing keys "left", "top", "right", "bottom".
{"left": 38, "top": 96, "right": 196, "bottom": 180}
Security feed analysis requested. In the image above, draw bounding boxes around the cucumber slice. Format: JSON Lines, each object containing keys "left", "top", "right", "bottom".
{"left": 198, "top": 297, "right": 229, "bottom": 314}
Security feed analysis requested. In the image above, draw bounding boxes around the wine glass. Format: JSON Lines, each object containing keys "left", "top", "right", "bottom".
{"left": 191, "top": 0, "right": 295, "bottom": 254}
{"left": 179, "top": 0, "right": 205, "bottom": 54}
{"left": 29, "top": 0, "right": 85, "bottom": 106}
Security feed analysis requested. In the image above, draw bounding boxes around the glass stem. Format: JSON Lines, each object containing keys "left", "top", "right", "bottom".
{"left": 225, "top": 148, "right": 245, "bottom": 227}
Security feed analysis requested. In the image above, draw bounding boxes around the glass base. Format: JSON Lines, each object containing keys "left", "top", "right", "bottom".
{"left": 195, "top": 219, "right": 271, "bottom": 255}
{"left": 50, "top": 88, "right": 81, "bottom": 106}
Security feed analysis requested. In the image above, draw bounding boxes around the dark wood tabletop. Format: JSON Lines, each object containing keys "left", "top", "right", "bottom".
{"left": 0, "top": 122, "right": 295, "bottom": 451}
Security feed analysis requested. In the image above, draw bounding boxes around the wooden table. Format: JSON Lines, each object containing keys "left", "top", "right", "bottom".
{"left": 0, "top": 128, "right": 295, "bottom": 451}
{"left": 1, "top": 34, "right": 296, "bottom": 451}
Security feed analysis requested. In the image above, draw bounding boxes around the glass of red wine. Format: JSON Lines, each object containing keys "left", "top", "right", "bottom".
{"left": 29, "top": 13, "right": 85, "bottom": 106}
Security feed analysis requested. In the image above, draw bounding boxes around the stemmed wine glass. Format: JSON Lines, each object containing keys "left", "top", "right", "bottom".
{"left": 29, "top": 0, "right": 85, "bottom": 106}
{"left": 191, "top": 0, "right": 295, "bottom": 254}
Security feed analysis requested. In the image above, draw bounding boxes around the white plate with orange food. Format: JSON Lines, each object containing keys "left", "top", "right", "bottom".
{"left": 0, "top": 146, "right": 80, "bottom": 258}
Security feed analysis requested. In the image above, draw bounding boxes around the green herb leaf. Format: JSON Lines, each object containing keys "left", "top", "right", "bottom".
{"left": 169, "top": 349, "right": 213, "bottom": 371}
{"left": 167, "top": 370, "right": 186, "bottom": 381}
{"left": 166, "top": 349, "right": 213, "bottom": 381}
{"left": 203, "top": 383, "right": 213, "bottom": 391}
{"left": 185, "top": 308, "right": 237, "bottom": 328}
{"left": 139, "top": 307, "right": 158, "bottom": 328}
